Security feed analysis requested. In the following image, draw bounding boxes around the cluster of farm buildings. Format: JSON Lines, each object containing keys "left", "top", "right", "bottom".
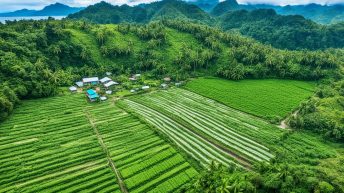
{"left": 69, "top": 73, "right": 179, "bottom": 102}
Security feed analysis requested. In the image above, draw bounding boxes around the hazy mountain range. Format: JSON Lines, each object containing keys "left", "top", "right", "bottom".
{"left": 212, "top": 0, "right": 344, "bottom": 24}
{"left": 0, "top": 3, "right": 84, "bottom": 17}
{"left": 0, "top": 0, "right": 343, "bottom": 24}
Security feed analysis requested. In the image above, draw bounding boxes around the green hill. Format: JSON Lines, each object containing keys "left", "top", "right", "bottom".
{"left": 0, "top": 19, "right": 342, "bottom": 121}
{"left": 218, "top": 9, "right": 344, "bottom": 50}
{"left": 211, "top": 0, "right": 344, "bottom": 24}
{"left": 68, "top": 0, "right": 212, "bottom": 24}
{"left": 67, "top": 0, "right": 344, "bottom": 50}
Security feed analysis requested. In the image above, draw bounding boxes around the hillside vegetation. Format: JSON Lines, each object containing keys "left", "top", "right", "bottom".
{"left": 211, "top": 0, "right": 344, "bottom": 24}
{"left": 218, "top": 9, "right": 344, "bottom": 50}
{"left": 68, "top": 0, "right": 212, "bottom": 24}
{"left": 1, "top": 19, "right": 342, "bottom": 122}
{"left": 67, "top": 0, "right": 344, "bottom": 50}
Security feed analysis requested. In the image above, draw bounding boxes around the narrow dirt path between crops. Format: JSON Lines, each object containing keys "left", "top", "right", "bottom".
{"left": 85, "top": 111, "right": 129, "bottom": 193}
{"left": 278, "top": 110, "right": 298, "bottom": 129}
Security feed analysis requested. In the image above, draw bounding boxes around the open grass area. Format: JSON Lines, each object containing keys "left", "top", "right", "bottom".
{"left": 119, "top": 88, "right": 283, "bottom": 168}
{"left": 0, "top": 94, "right": 197, "bottom": 192}
{"left": 185, "top": 77, "right": 316, "bottom": 120}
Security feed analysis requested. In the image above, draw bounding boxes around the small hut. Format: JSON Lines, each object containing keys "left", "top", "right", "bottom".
{"left": 161, "top": 83, "right": 168, "bottom": 89}
{"left": 104, "top": 81, "right": 119, "bottom": 88}
{"left": 76, "top": 82, "right": 84, "bottom": 87}
{"left": 69, "top": 86, "right": 77, "bottom": 93}
{"left": 142, "top": 86, "right": 150, "bottom": 90}
{"left": 83, "top": 77, "right": 99, "bottom": 85}
{"left": 100, "top": 77, "right": 112, "bottom": 84}
{"left": 86, "top": 89, "right": 99, "bottom": 102}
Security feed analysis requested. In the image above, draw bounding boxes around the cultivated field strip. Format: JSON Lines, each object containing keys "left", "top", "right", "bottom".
{"left": 86, "top": 104, "right": 198, "bottom": 193}
{"left": 121, "top": 88, "right": 277, "bottom": 167}
{"left": 0, "top": 94, "right": 199, "bottom": 192}
{"left": 120, "top": 100, "right": 242, "bottom": 167}
{"left": 0, "top": 95, "right": 121, "bottom": 193}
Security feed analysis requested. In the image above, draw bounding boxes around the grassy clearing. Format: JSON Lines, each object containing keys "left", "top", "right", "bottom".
{"left": 119, "top": 88, "right": 283, "bottom": 168}
{"left": 185, "top": 77, "right": 316, "bottom": 120}
{"left": 0, "top": 94, "right": 197, "bottom": 192}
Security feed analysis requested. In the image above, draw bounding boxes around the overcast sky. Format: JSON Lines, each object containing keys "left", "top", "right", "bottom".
{"left": 0, "top": 0, "right": 343, "bottom": 12}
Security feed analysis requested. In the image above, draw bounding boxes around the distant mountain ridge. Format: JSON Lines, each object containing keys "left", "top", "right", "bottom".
{"left": 0, "top": 3, "right": 84, "bottom": 17}
{"left": 68, "top": 0, "right": 212, "bottom": 24}
{"left": 211, "top": 0, "right": 344, "bottom": 24}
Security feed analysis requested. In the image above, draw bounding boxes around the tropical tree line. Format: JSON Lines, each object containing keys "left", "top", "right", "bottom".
{"left": 0, "top": 19, "right": 343, "bottom": 123}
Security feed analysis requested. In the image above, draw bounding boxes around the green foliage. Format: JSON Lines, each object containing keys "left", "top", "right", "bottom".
{"left": 0, "top": 18, "right": 342, "bottom": 123}
{"left": 67, "top": 0, "right": 344, "bottom": 50}
{"left": 68, "top": 0, "right": 213, "bottom": 24}
{"left": 218, "top": 9, "right": 344, "bottom": 50}
{"left": 289, "top": 80, "right": 344, "bottom": 141}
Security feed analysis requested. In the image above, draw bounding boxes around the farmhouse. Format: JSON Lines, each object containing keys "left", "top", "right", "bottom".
{"left": 100, "top": 77, "right": 112, "bottom": 84}
{"left": 129, "top": 77, "right": 136, "bottom": 81}
{"left": 142, "top": 86, "right": 150, "bottom": 90}
{"left": 106, "top": 72, "right": 112, "bottom": 76}
{"left": 106, "top": 90, "right": 112, "bottom": 95}
{"left": 161, "top": 83, "right": 168, "bottom": 89}
{"left": 75, "top": 81, "right": 83, "bottom": 87}
{"left": 104, "top": 81, "right": 119, "bottom": 88}
{"left": 69, "top": 86, "right": 77, "bottom": 92}
{"left": 86, "top": 89, "right": 99, "bottom": 102}
{"left": 100, "top": 96, "right": 107, "bottom": 101}
{"left": 163, "top": 77, "right": 171, "bottom": 82}
{"left": 83, "top": 77, "right": 99, "bottom": 85}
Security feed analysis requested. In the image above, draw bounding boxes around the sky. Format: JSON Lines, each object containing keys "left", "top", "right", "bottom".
{"left": 0, "top": 0, "right": 343, "bottom": 12}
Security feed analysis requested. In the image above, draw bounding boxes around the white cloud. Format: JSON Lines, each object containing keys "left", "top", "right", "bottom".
{"left": 0, "top": 0, "right": 343, "bottom": 12}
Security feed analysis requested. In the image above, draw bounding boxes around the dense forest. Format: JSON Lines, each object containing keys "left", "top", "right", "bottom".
{"left": 1, "top": 2, "right": 344, "bottom": 192}
{"left": 218, "top": 9, "right": 344, "bottom": 50}
{"left": 67, "top": 0, "right": 344, "bottom": 50}
{"left": 0, "top": 18, "right": 343, "bottom": 131}
{"left": 211, "top": 0, "right": 344, "bottom": 24}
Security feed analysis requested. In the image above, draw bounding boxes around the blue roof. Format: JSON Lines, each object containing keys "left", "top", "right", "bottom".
{"left": 87, "top": 89, "right": 96, "bottom": 95}
{"left": 89, "top": 93, "right": 99, "bottom": 99}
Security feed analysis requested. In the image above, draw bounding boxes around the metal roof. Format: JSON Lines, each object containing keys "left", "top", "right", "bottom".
{"left": 100, "top": 77, "right": 112, "bottom": 83}
{"left": 87, "top": 89, "right": 96, "bottom": 95}
{"left": 104, "top": 81, "right": 119, "bottom": 87}
{"left": 76, "top": 81, "right": 83, "bottom": 87}
{"left": 83, "top": 77, "right": 99, "bottom": 83}
{"left": 69, "top": 86, "right": 77, "bottom": 91}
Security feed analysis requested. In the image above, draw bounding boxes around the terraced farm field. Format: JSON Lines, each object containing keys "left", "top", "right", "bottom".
{"left": 119, "top": 88, "right": 284, "bottom": 168}
{"left": 0, "top": 94, "right": 197, "bottom": 192}
{"left": 185, "top": 78, "right": 316, "bottom": 119}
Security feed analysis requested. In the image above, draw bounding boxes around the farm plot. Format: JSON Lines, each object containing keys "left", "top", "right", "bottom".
{"left": 0, "top": 94, "right": 120, "bottom": 193}
{"left": 120, "top": 88, "right": 284, "bottom": 168}
{"left": 86, "top": 104, "right": 198, "bottom": 193}
{"left": 185, "top": 78, "right": 316, "bottom": 120}
{"left": 0, "top": 93, "right": 198, "bottom": 193}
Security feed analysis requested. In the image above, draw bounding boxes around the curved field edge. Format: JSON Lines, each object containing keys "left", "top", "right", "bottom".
{"left": 184, "top": 77, "right": 316, "bottom": 121}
